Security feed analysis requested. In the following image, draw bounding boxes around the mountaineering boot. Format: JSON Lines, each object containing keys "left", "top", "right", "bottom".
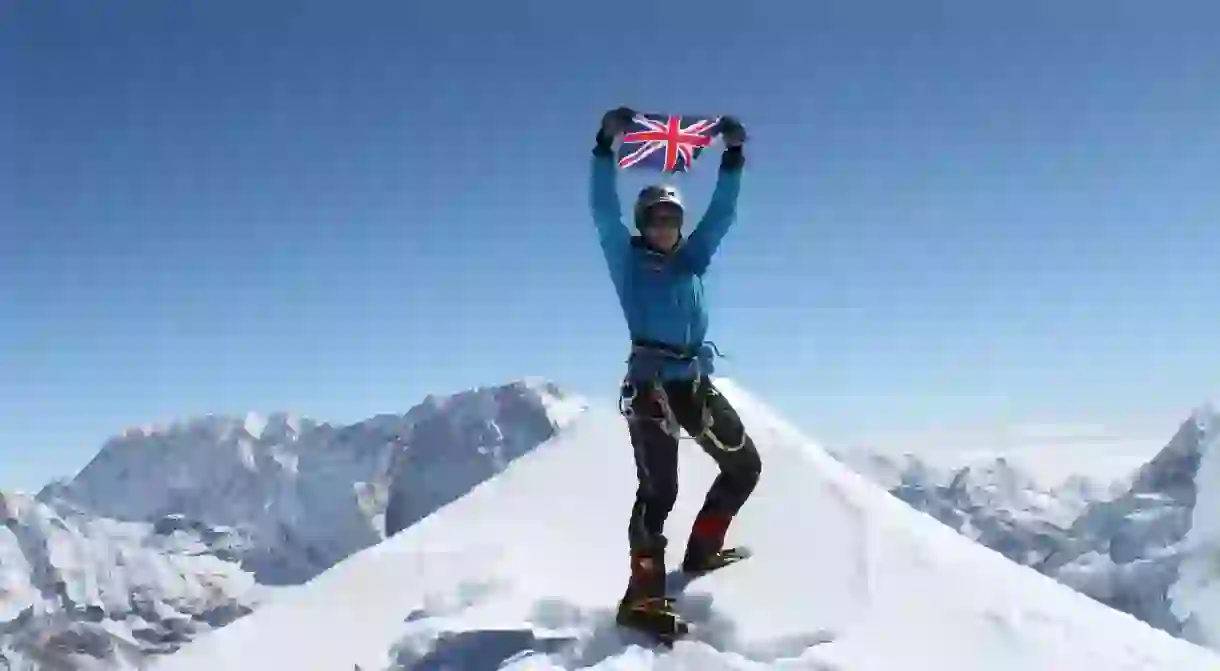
{"left": 681, "top": 511, "right": 736, "bottom": 574}
{"left": 683, "top": 546, "right": 751, "bottom": 575}
{"left": 617, "top": 549, "right": 689, "bottom": 642}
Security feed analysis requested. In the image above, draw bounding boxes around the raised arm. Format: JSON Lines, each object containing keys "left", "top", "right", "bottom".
{"left": 680, "top": 145, "right": 745, "bottom": 275}
{"left": 590, "top": 129, "right": 631, "bottom": 301}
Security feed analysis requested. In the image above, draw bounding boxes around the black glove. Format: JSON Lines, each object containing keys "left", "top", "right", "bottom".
{"left": 599, "top": 106, "right": 636, "bottom": 142}
{"left": 717, "top": 116, "right": 747, "bottom": 148}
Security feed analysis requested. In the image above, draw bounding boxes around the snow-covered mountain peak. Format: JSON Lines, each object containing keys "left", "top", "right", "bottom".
{"left": 404, "top": 377, "right": 584, "bottom": 426}
{"left": 1190, "top": 402, "right": 1218, "bottom": 429}
{"left": 844, "top": 404, "right": 1220, "bottom": 643}
{"left": 998, "top": 403, "right": 1220, "bottom": 638}
{"left": 35, "top": 379, "right": 586, "bottom": 586}
{"left": 1, "top": 492, "right": 262, "bottom": 670}
{"left": 1, "top": 489, "right": 26, "bottom": 518}
{"left": 948, "top": 456, "right": 1029, "bottom": 496}
{"left": 155, "top": 378, "right": 1218, "bottom": 671}
{"left": 838, "top": 445, "right": 1095, "bottom": 535}
{"left": 239, "top": 411, "right": 305, "bottom": 442}
{"left": 382, "top": 378, "right": 588, "bottom": 536}
{"left": 1168, "top": 406, "right": 1220, "bottom": 646}
{"left": 1126, "top": 406, "right": 1215, "bottom": 500}
{"left": 0, "top": 379, "right": 590, "bottom": 669}
{"left": 113, "top": 411, "right": 311, "bottom": 445}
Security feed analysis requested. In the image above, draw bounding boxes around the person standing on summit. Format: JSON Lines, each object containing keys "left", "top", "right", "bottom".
{"left": 588, "top": 107, "right": 763, "bottom": 639}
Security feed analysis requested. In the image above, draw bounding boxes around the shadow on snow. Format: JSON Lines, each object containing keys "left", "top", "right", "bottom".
{"left": 390, "top": 572, "right": 835, "bottom": 670}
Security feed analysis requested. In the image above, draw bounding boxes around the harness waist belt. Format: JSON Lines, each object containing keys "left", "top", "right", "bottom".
{"left": 631, "top": 339, "right": 700, "bottom": 361}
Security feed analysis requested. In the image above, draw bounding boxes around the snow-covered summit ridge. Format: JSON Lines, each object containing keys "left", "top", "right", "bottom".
{"left": 38, "top": 378, "right": 588, "bottom": 585}
{"left": 154, "top": 378, "right": 1219, "bottom": 671}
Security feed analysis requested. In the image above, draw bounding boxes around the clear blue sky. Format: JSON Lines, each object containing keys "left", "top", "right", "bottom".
{"left": 4, "top": 0, "right": 1219, "bottom": 491}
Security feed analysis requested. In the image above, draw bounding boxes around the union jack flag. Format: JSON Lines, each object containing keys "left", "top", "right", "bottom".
{"left": 617, "top": 113, "right": 722, "bottom": 173}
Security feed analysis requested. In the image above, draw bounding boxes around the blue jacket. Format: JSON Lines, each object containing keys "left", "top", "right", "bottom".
{"left": 589, "top": 146, "right": 744, "bottom": 382}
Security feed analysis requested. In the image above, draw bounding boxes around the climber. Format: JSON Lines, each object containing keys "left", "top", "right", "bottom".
{"left": 588, "top": 106, "right": 763, "bottom": 639}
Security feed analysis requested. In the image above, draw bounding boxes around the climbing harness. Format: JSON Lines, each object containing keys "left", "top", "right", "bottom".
{"left": 617, "top": 340, "right": 746, "bottom": 452}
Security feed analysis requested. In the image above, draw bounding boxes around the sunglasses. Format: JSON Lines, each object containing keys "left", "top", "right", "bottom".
{"left": 644, "top": 205, "right": 684, "bottom": 229}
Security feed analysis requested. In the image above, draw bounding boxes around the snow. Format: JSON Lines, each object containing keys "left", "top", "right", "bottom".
{"left": 153, "top": 379, "right": 1218, "bottom": 671}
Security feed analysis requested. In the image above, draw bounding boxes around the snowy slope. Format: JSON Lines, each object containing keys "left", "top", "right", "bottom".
{"left": 0, "top": 492, "right": 261, "bottom": 670}
{"left": 42, "top": 379, "right": 585, "bottom": 585}
{"left": 153, "top": 380, "right": 1219, "bottom": 671}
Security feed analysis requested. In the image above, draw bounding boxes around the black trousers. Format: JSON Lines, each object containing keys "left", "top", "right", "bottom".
{"left": 623, "top": 375, "right": 762, "bottom": 554}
